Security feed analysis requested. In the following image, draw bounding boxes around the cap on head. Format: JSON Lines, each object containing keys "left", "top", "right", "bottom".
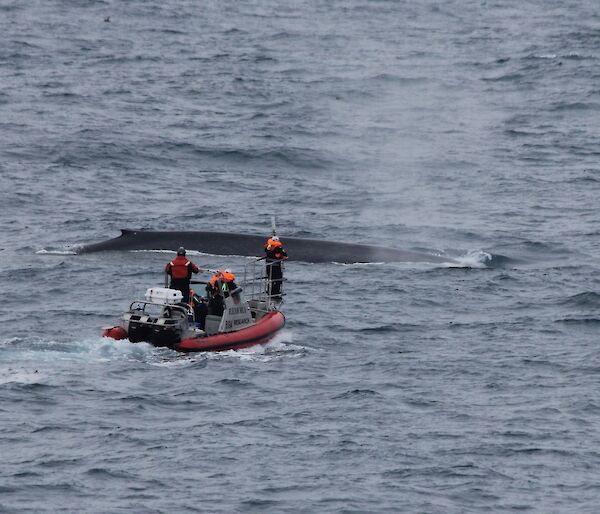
{"left": 177, "top": 246, "right": 186, "bottom": 256}
{"left": 271, "top": 235, "right": 279, "bottom": 241}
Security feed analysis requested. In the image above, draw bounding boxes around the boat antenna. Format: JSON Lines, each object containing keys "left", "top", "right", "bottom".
{"left": 271, "top": 215, "right": 277, "bottom": 237}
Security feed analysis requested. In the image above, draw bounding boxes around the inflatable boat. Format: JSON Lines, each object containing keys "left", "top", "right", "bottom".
{"left": 102, "top": 259, "right": 285, "bottom": 352}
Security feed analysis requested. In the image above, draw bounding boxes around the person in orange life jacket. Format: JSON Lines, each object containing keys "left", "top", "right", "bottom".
{"left": 264, "top": 236, "right": 287, "bottom": 297}
{"left": 206, "top": 271, "right": 224, "bottom": 316}
{"left": 220, "top": 269, "right": 237, "bottom": 296}
{"left": 206, "top": 271, "right": 222, "bottom": 298}
{"left": 207, "top": 270, "right": 237, "bottom": 293}
{"left": 165, "top": 247, "right": 201, "bottom": 304}
{"left": 206, "top": 269, "right": 237, "bottom": 316}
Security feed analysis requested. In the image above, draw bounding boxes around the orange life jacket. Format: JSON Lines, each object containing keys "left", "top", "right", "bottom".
{"left": 265, "top": 239, "right": 282, "bottom": 249}
{"left": 265, "top": 239, "right": 287, "bottom": 260}
{"left": 209, "top": 273, "right": 222, "bottom": 288}
{"left": 221, "top": 270, "right": 236, "bottom": 282}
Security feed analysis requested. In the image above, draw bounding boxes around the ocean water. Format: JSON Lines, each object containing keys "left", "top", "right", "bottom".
{"left": 2, "top": 0, "right": 600, "bottom": 512}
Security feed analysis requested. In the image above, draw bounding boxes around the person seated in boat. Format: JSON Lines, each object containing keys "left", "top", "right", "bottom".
{"left": 165, "top": 247, "right": 201, "bottom": 304}
{"left": 205, "top": 270, "right": 238, "bottom": 316}
{"left": 220, "top": 269, "right": 238, "bottom": 297}
{"left": 207, "top": 270, "right": 237, "bottom": 294}
{"left": 206, "top": 271, "right": 221, "bottom": 295}
{"left": 206, "top": 271, "right": 225, "bottom": 316}
{"left": 264, "top": 235, "right": 287, "bottom": 298}
{"left": 190, "top": 288, "right": 208, "bottom": 330}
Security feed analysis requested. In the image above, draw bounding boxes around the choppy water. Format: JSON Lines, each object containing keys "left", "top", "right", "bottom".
{"left": 2, "top": 1, "right": 600, "bottom": 512}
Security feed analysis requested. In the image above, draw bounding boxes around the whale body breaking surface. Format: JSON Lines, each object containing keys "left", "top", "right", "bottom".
{"left": 76, "top": 229, "right": 456, "bottom": 264}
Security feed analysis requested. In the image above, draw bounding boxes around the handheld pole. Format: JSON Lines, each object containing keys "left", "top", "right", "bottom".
{"left": 271, "top": 215, "right": 277, "bottom": 237}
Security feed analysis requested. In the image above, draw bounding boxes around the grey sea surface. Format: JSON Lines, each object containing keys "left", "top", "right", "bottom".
{"left": 2, "top": 0, "right": 600, "bottom": 512}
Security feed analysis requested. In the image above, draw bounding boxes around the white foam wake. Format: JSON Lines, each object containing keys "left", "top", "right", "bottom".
{"left": 36, "top": 248, "right": 78, "bottom": 255}
{"left": 449, "top": 250, "right": 492, "bottom": 268}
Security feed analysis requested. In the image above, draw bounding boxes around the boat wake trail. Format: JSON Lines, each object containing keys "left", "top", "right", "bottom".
{"left": 0, "top": 331, "right": 303, "bottom": 372}
{"left": 0, "top": 336, "right": 162, "bottom": 364}
{"left": 202, "top": 330, "right": 307, "bottom": 362}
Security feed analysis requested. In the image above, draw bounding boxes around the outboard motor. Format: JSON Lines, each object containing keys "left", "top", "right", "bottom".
{"left": 150, "top": 323, "right": 181, "bottom": 348}
{"left": 128, "top": 320, "right": 150, "bottom": 343}
{"left": 149, "top": 305, "right": 188, "bottom": 348}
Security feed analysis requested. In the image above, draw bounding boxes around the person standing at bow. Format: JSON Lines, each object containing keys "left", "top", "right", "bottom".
{"left": 264, "top": 235, "right": 287, "bottom": 298}
{"left": 165, "top": 247, "right": 201, "bottom": 303}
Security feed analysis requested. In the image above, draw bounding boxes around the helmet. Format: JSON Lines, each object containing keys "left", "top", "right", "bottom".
{"left": 177, "top": 246, "right": 186, "bottom": 256}
{"left": 271, "top": 235, "right": 279, "bottom": 241}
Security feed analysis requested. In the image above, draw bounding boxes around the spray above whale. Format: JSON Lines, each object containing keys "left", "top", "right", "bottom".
{"left": 77, "top": 229, "right": 456, "bottom": 264}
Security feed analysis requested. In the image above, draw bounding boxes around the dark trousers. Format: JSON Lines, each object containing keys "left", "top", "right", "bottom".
{"left": 194, "top": 302, "right": 208, "bottom": 330}
{"left": 170, "top": 278, "right": 191, "bottom": 303}
{"left": 208, "top": 295, "right": 224, "bottom": 316}
{"left": 267, "top": 261, "right": 283, "bottom": 296}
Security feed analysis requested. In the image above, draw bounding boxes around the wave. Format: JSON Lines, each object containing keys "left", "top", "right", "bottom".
{"left": 451, "top": 250, "right": 492, "bottom": 268}
{"left": 550, "top": 101, "right": 600, "bottom": 112}
{"left": 556, "top": 317, "right": 600, "bottom": 325}
{"left": 359, "top": 322, "right": 421, "bottom": 333}
{"left": 36, "top": 248, "right": 78, "bottom": 256}
{"left": 441, "top": 250, "right": 514, "bottom": 269}
{"left": 504, "top": 128, "right": 535, "bottom": 137}
{"left": 560, "top": 292, "right": 600, "bottom": 308}
{"left": 482, "top": 72, "right": 524, "bottom": 82}
{"left": 531, "top": 53, "right": 557, "bottom": 60}
{"left": 0, "top": 368, "right": 46, "bottom": 386}
{"left": 561, "top": 52, "right": 591, "bottom": 60}
{"left": 512, "top": 240, "right": 570, "bottom": 255}
{"left": 151, "top": 142, "right": 334, "bottom": 170}
{"left": 334, "top": 389, "right": 382, "bottom": 399}
{"left": 369, "top": 73, "right": 427, "bottom": 84}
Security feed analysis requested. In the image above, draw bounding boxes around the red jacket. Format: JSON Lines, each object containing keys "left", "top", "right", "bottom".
{"left": 165, "top": 256, "right": 200, "bottom": 280}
